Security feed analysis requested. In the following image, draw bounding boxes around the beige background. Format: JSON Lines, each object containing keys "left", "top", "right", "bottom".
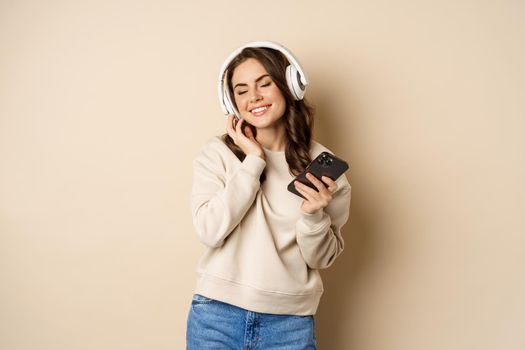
{"left": 1, "top": 0, "right": 524, "bottom": 349}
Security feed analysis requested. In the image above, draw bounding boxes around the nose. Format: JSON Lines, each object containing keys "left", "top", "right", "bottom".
{"left": 249, "top": 90, "right": 262, "bottom": 103}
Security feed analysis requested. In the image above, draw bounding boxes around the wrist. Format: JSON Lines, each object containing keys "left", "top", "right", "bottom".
{"left": 301, "top": 208, "right": 322, "bottom": 216}
{"left": 300, "top": 209, "right": 326, "bottom": 224}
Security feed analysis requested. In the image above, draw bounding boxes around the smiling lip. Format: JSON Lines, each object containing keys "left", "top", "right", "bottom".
{"left": 250, "top": 104, "right": 272, "bottom": 116}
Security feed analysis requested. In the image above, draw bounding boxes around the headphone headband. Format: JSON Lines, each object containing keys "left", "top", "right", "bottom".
{"left": 217, "top": 40, "right": 309, "bottom": 116}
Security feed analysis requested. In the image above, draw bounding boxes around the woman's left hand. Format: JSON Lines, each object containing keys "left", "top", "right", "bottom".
{"left": 294, "top": 173, "right": 338, "bottom": 214}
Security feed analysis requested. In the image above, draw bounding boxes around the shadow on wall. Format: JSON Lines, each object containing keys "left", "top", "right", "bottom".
{"left": 312, "top": 83, "right": 382, "bottom": 349}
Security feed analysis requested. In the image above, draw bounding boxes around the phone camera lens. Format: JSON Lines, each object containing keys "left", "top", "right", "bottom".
{"left": 316, "top": 154, "right": 330, "bottom": 168}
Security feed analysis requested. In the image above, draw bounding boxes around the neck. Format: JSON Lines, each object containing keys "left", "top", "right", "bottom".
{"left": 255, "top": 121, "right": 287, "bottom": 152}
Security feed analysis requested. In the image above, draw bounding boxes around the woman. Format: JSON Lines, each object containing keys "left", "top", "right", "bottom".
{"left": 186, "top": 41, "right": 351, "bottom": 349}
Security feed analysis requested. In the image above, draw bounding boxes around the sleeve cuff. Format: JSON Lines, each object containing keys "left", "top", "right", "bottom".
{"left": 241, "top": 154, "right": 266, "bottom": 178}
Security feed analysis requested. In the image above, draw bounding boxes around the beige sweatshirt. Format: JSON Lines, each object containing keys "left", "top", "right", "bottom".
{"left": 190, "top": 135, "right": 351, "bottom": 315}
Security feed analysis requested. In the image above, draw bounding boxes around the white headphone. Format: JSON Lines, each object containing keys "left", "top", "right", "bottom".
{"left": 218, "top": 40, "right": 309, "bottom": 119}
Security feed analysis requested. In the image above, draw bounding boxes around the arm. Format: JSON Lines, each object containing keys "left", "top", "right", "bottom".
{"left": 295, "top": 176, "right": 352, "bottom": 269}
{"left": 190, "top": 142, "right": 266, "bottom": 248}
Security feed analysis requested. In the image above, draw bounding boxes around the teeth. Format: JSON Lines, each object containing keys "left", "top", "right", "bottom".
{"left": 251, "top": 106, "right": 269, "bottom": 113}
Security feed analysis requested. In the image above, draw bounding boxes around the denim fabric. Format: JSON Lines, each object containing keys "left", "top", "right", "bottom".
{"left": 186, "top": 294, "right": 317, "bottom": 349}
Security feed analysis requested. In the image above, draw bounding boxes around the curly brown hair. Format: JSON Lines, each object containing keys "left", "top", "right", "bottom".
{"left": 221, "top": 46, "right": 315, "bottom": 183}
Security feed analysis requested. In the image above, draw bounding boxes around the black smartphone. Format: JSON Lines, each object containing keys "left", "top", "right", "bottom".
{"left": 287, "top": 152, "right": 349, "bottom": 199}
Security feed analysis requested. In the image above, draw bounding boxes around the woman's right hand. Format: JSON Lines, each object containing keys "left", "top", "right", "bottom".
{"left": 226, "top": 115, "right": 265, "bottom": 160}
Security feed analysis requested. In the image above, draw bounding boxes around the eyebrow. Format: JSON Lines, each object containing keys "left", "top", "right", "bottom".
{"left": 233, "top": 74, "right": 271, "bottom": 90}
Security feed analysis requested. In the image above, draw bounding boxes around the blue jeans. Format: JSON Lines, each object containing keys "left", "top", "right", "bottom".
{"left": 186, "top": 294, "right": 317, "bottom": 349}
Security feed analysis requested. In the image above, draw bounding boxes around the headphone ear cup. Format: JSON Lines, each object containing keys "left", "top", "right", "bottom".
{"left": 223, "top": 89, "right": 233, "bottom": 114}
{"left": 224, "top": 88, "right": 240, "bottom": 118}
{"left": 285, "top": 64, "right": 305, "bottom": 100}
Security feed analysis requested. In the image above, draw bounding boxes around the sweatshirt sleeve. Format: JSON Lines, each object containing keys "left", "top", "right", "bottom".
{"left": 190, "top": 140, "right": 266, "bottom": 248}
{"left": 295, "top": 175, "right": 352, "bottom": 269}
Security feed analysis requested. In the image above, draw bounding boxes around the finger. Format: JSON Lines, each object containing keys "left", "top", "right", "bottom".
{"left": 321, "top": 176, "right": 338, "bottom": 192}
{"left": 296, "top": 181, "right": 332, "bottom": 210}
{"left": 235, "top": 117, "right": 245, "bottom": 135}
{"left": 294, "top": 180, "right": 319, "bottom": 201}
{"left": 294, "top": 181, "right": 312, "bottom": 201}
{"left": 244, "top": 125, "right": 254, "bottom": 139}
{"left": 305, "top": 173, "right": 334, "bottom": 204}
{"left": 305, "top": 173, "right": 329, "bottom": 192}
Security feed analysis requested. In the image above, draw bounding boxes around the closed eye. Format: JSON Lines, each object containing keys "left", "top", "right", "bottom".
{"left": 235, "top": 81, "right": 271, "bottom": 95}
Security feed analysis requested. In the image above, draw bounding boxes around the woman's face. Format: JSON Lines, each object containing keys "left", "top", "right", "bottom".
{"left": 231, "top": 58, "right": 286, "bottom": 129}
